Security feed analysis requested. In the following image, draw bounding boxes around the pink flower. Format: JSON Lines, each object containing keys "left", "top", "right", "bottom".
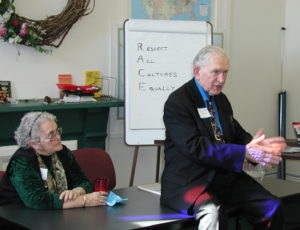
{"left": 19, "top": 23, "right": 28, "bottom": 36}
{"left": 12, "top": 19, "right": 19, "bottom": 26}
{"left": 0, "top": 24, "right": 7, "bottom": 36}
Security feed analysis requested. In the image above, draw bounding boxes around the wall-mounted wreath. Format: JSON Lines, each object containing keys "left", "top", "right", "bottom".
{"left": 0, "top": 0, "right": 95, "bottom": 53}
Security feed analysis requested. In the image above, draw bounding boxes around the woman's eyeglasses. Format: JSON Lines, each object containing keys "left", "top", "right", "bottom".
{"left": 39, "top": 128, "right": 62, "bottom": 142}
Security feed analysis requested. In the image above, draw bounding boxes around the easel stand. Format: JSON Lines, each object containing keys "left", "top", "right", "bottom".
{"left": 129, "top": 140, "right": 164, "bottom": 187}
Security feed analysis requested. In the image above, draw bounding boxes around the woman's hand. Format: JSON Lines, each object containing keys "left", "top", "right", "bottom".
{"left": 61, "top": 191, "right": 109, "bottom": 209}
{"left": 59, "top": 187, "right": 86, "bottom": 202}
{"left": 59, "top": 189, "right": 81, "bottom": 202}
{"left": 85, "top": 191, "right": 108, "bottom": 207}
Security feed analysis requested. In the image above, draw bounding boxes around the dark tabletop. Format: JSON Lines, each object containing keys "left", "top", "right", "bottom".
{"left": 0, "top": 187, "right": 194, "bottom": 230}
{"left": 0, "top": 178, "right": 299, "bottom": 230}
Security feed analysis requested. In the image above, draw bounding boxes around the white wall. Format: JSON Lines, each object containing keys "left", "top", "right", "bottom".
{"left": 282, "top": 0, "right": 300, "bottom": 181}
{"left": 226, "top": 0, "right": 300, "bottom": 181}
{"left": 225, "top": 0, "right": 285, "bottom": 137}
{"left": 284, "top": 0, "right": 300, "bottom": 139}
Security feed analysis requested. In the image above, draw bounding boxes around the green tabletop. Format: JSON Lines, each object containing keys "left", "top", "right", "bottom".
{"left": 0, "top": 97, "right": 124, "bottom": 112}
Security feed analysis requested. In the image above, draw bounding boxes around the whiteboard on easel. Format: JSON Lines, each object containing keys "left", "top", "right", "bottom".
{"left": 124, "top": 19, "right": 212, "bottom": 145}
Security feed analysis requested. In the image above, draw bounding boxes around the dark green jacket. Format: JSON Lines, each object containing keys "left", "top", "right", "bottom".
{"left": 0, "top": 145, "right": 93, "bottom": 209}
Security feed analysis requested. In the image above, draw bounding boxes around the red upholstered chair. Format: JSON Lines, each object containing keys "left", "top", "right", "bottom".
{"left": 0, "top": 171, "right": 5, "bottom": 181}
{"left": 72, "top": 148, "right": 116, "bottom": 190}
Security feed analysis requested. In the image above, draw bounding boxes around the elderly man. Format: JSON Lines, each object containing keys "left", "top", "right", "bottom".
{"left": 161, "top": 45, "right": 286, "bottom": 230}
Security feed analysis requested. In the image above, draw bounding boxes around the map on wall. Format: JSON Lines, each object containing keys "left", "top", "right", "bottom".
{"left": 131, "top": 0, "right": 211, "bottom": 21}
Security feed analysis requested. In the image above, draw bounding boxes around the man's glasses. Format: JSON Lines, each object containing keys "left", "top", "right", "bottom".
{"left": 39, "top": 128, "right": 62, "bottom": 142}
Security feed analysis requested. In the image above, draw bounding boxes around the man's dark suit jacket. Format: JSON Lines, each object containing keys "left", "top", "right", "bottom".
{"left": 161, "top": 79, "right": 252, "bottom": 215}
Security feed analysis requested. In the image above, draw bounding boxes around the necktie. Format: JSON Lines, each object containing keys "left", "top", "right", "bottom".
{"left": 207, "top": 96, "right": 225, "bottom": 143}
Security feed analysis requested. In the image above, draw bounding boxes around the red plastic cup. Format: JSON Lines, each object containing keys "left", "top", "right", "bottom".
{"left": 94, "top": 177, "right": 109, "bottom": 192}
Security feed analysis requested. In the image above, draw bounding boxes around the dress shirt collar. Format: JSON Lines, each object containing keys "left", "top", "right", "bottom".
{"left": 194, "top": 77, "right": 212, "bottom": 106}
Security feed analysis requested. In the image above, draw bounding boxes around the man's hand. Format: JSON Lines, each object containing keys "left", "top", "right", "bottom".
{"left": 245, "top": 129, "right": 286, "bottom": 168}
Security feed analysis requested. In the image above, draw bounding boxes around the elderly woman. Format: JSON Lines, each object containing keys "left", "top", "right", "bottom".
{"left": 0, "top": 111, "right": 107, "bottom": 209}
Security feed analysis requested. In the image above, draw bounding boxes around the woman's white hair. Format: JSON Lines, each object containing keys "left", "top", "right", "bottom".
{"left": 14, "top": 112, "right": 57, "bottom": 148}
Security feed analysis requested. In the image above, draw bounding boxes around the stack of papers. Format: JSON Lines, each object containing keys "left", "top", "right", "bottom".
{"left": 282, "top": 146, "right": 300, "bottom": 153}
{"left": 61, "top": 96, "right": 96, "bottom": 103}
